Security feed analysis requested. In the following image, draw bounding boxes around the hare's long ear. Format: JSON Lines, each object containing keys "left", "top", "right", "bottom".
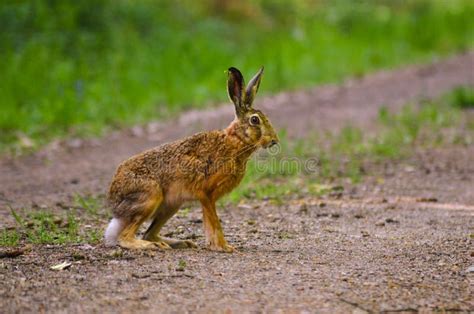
{"left": 245, "top": 66, "right": 264, "bottom": 107}
{"left": 227, "top": 67, "right": 246, "bottom": 117}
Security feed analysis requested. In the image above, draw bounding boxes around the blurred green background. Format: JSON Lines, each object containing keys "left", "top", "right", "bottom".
{"left": 1, "top": 0, "right": 473, "bottom": 151}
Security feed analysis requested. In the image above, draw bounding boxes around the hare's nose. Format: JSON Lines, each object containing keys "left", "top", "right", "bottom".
{"left": 269, "top": 140, "right": 278, "bottom": 147}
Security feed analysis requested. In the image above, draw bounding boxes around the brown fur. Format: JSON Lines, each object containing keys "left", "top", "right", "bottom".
{"left": 105, "top": 67, "right": 278, "bottom": 252}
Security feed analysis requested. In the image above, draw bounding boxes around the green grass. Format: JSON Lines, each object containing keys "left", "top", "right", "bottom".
{"left": 226, "top": 87, "right": 472, "bottom": 202}
{"left": 1, "top": 0, "right": 473, "bottom": 152}
{"left": 176, "top": 259, "right": 187, "bottom": 271}
{"left": 1, "top": 229, "right": 20, "bottom": 246}
{"left": 450, "top": 86, "right": 474, "bottom": 109}
{"left": 0, "top": 207, "right": 103, "bottom": 246}
{"left": 73, "top": 194, "right": 103, "bottom": 216}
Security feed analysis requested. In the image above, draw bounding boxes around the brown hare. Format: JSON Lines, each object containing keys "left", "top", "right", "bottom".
{"left": 104, "top": 67, "right": 278, "bottom": 252}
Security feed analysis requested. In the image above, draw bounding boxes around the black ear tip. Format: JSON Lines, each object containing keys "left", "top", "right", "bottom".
{"left": 228, "top": 67, "right": 240, "bottom": 74}
{"left": 228, "top": 67, "right": 244, "bottom": 82}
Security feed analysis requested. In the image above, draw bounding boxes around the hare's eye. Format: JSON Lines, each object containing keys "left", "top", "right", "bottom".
{"left": 250, "top": 115, "right": 260, "bottom": 125}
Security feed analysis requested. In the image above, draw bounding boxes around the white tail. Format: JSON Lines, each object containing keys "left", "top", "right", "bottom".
{"left": 104, "top": 218, "right": 125, "bottom": 246}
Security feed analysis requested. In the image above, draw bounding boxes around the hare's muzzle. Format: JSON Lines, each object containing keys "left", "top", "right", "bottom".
{"left": 264, "top": 139, "right": 279, "bottom": 149}
{"left": 269, "top": 139, "right": 278, "bottom": 147}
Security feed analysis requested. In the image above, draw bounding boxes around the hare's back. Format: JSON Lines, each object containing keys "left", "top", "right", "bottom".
{"left": 120, "top": 130, "right": 226, "bottom": 179}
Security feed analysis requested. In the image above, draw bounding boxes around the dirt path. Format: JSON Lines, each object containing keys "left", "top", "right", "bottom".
{"left": 0, "top": 52, "right": 472, "bottom": 212}
{"left": 1, "top": 170, "right": 473, "bottom": 312}
{"left": 1, "top": 52, "right": 473, "bottom": 313}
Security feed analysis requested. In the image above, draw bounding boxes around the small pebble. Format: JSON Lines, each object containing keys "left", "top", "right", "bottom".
{"left": 299, "top": 203, "right": 308, "bottom": 213}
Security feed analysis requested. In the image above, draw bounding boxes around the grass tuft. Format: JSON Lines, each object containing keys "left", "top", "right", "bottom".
{"left": 1, "top": 208, "right": 103, "bottom": 246}
{"left": 450, "top": 86, "right": 474, "bottom": 109}
{"left": 73, "top": 194, "right": 103, "bottom": 216}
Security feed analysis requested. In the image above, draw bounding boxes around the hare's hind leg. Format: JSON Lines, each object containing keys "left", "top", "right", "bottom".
{"left": 112, "top": 183, "right": 170, "bottom": 250}
{"left": 143, "top": 205, "right": 197, "bottom": 249}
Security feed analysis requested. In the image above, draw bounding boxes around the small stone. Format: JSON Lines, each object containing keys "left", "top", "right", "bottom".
{"left": 144, "top": 251, "right": 156, "bottom": 258}
{"left": 238, "top": 204, "right": 252, "bottom": 210}
{"left": 375, "top": 221, "right": 386, "bottom": 227}
{"left": 361, "top": 230, "right": 370, "bottom": 237}
{"left": 130, "top": 126, "right": 145, "bottom": 137}
{"left": 32, "top": 202, "right": 48, "bottom": 209}
{"left": 109, "top": 249, "right": 123, "bottom": 258}
{"left": 79, "top": 244, "right": 94, "bottom": 250}
{"left": 299, "top": 203, "right": 308, "bottom": 213}
{"left": 385, "top": 218, "right": 399, "bottom": 224}
{"left": 147, "top": 122, "right": 161, "bottom": 134}
{"left": 354, "top": 214, "right": 365, "bottom": 219}
{"left": 17, "top": 133, "right": 35, "bottom": 148}
{"left": 67, "top": 138, "right": 83, "bottom": 148}
{"left": 466, "top": 265, "right": 474, "bottom": 273}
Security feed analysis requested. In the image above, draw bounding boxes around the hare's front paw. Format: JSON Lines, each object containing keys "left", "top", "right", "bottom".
{"left": 161, "top": 237, "right": 197, "bottom": 249}
{"left": 209, "top": 243, "right": 235, "bottom": 253}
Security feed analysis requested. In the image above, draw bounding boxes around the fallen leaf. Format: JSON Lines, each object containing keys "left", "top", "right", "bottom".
{"left": 50, "top": 261, "right": 72, "bottom": 271}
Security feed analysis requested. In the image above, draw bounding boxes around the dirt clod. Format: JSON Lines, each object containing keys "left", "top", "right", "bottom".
{"left": 385, "top": 218, "right": 399, "bottom": 224}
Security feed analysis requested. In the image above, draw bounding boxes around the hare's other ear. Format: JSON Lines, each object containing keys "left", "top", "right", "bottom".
{"left": 245, "top": 66, "right": 264, "bottom": 107}
{"left": 227, "top": 67, "right": 246, "bottom": 116}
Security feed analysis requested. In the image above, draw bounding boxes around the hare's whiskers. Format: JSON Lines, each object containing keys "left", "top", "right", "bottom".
{"left": 233, "top": 142, "right": 259, "bottom": 159}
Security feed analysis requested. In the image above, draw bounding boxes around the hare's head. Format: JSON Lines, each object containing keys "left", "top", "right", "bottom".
{"left": 227, "top": 67, "right": 279, "bottom": 149}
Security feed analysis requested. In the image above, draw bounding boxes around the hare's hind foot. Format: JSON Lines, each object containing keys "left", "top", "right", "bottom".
{"left": 144, "top": 234, "right": 197, "bottom": 249}
{"left": 118, "top": 238, "right": 170, "bottom": 250}
{"left": 209, "top": 242, "right": 235, "bottom": 253}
